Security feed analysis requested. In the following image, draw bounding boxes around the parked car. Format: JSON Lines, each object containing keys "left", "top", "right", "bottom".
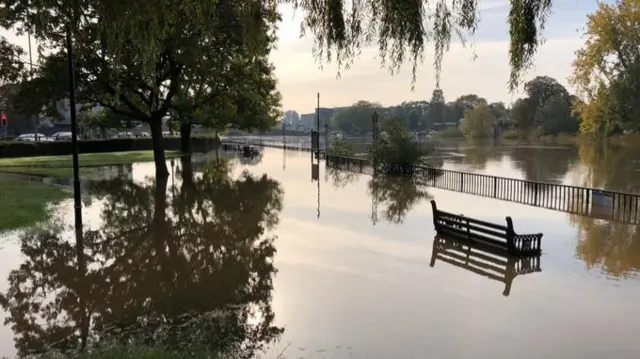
{"left": 116, "top": 131, "right": 134, "bottom": 138}
{"left": 51, "top": 132, "right": 73, "bottom": 141}
{"left": 136, "top": 132, "right": 151, "bottom": 138}
{"left": 15, "top": 133, "right": 50, "bottom": 142}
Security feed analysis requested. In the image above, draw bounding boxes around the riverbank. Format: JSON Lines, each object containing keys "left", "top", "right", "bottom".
{"left": 39, "top": 346, "right": 227, "bottom": 359}
{"left": 434, "top": 131, "right": 640, "bottom": 147}
{"left": 0, "top": 150, "right": 182, "bottom": 177}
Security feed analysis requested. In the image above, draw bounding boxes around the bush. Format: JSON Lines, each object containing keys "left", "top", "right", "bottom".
{"left": 371, "top": 118, "right": 427, "bottom": 174}
{"left": 0, "top": 137, "right": 219, "bottom": 158}
{"left": 500, "top": 129, "right": 522, "bottom": 140}
{"left": 327, "top": 137, "right": 358, "bottom": 157}
{"left": 436, "top": 127, "right": 464, "bottom": 138}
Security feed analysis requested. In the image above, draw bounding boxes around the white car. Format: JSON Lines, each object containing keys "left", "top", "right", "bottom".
{"left": 16, "top": 133, "right": 49, "bottom": 142}
{"left": 116, "top": 131, "right": 135, "bottom": 138}
{"left": 51, "top": 132, "right": 73, "bottom": 141}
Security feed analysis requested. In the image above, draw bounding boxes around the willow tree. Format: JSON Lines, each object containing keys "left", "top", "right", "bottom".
{"left": 0, "top": 0, "right": 278, "bottom": 176}
{"left": 287, "top": 0, "right": 554, "bottom": 90}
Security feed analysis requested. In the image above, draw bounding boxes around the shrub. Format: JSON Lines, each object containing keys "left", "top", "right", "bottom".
{"left": 0, "top": 137, "right": 219, "bottom": 158}
{"left": 436, "top": 127, "right": 464, "bottom": 138}
{"left": 327, "top": 137, "right": 358, "bottom": 157}
{"left": 370, "top": 117, "right": 427, "bottom": 174}
{"left": 500, "top": 129, "right": 521, "bottom": 140}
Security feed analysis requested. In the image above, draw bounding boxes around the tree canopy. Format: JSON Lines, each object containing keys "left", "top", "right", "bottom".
{"left": 0, "top": 0, "right": 281, "bottom": 175}
{"left": 331, "top": 100, "right": 381, "bottom": 134}
{"left": 570, "top": 0, "right": 640, "bottom": 136}
{"left": 460, "top": 102, "right": 493, "bottom": 138}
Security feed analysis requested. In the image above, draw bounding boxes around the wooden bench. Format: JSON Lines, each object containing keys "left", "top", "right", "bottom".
{"left": 430, "top": 234, "right": 542, "bottom": 296}
{"left": 430, "top": 200, "right": 542, "bottom": 256}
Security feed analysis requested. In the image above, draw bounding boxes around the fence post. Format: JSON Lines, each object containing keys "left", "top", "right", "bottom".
{"left": 460, "top": 172, "right": 464, "bottom": 192}
{"left": 493, "top": 177, "right": 497, "bottom": 198}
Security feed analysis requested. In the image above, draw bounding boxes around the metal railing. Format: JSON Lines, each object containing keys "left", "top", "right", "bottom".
{"left": 326, "top": 154, "right": 640, "bottom": 224}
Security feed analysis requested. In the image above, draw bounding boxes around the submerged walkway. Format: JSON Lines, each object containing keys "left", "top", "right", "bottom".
{"left": 221, "top": 137, "right": 640, "bottom": 224}
{"left": 327, "top": 155, "right": 640, "bottom": 225}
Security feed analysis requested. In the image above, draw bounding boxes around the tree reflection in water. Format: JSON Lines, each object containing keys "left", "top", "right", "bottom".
{"left": 571, "top": 142, "right": 640, "bottom": 279}
{"left": 325, "top": 163, "right": 433, "bottom": 225}
{"left": 326, "top": 165, "right": 359, "bottom": 189}
{"left": 0, "top": 156, "right": 284, "bottom": 358}
{"left": 368, "top": 174, "right": 431, "bottom": 225}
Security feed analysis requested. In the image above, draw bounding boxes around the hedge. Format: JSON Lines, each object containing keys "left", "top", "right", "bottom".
{"left": 0, "top": 137, "right": 220, "bottom": 158}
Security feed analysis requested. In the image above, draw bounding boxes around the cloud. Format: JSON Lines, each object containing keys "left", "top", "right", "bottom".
{"left": 271, "top": 36, "right": 583, "bottom": 113}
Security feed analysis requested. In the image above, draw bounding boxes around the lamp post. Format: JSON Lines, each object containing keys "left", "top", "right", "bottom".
{"left": 66, "top": 23, "right": 83, "bottom": 243}
{"left": 372, "top": 111, "right": 380, "bottom": 141}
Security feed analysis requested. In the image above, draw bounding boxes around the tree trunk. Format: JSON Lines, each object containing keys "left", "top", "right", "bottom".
{"left": 180, "top": 121, "right": 191, "bottom": 154}
{"left": 180, "top": 155, "right": 195, "bottom": 191}
{"left": 150, "top": 119, "right": 169, "bottom": 177}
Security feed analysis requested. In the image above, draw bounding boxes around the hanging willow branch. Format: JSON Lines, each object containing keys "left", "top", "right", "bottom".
{"left": 289, "top": 0, "right": 553, "bottom": 91}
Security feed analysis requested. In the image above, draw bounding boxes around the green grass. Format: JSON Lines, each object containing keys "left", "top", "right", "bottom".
{"left": 0, "top": 181, "right": 70, "bottom": 232}
{"left": 0, "top": 150, "right": 181, "bottom": 178}
{"left": 0, "top": 166, "right": 101, "bottom": 177}
{"left": 38, "top": 346, "right": 231, "bottom": 359}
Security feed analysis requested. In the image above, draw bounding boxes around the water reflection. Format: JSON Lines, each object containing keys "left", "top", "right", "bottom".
{"left": 326, "top": 165, "right": 358, "bottom": 189}
{"left": 573, "top": 216, "right": 640, "bottom": 279}
{"left": 576, "top": 142, "right": 640, "bottom": 193}
{"left": 430, "top": 234, "right": 542, "bottom": 297}
{"left": 568, "top": 142, "right": 640, "bottom": 278}
{"left": 457, "top": 143, "right": 502, "bottom": 169}
{"left": 509, "top": 146, "right": 578, "bottom": 184}
{"left": 368, "top": 175, "right": 432, "bottom": 225}
{"left": 0, "top": 156, "right": 284, "bottom": 357}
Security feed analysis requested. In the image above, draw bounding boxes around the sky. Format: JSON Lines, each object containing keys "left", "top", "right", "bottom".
{"left": 0, "top": 0, "right": 608, "bottom": 115}
{"left": 271, "top": 0, "right": 607, "bottom": 113}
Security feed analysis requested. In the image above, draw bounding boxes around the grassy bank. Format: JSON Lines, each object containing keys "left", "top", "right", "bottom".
{"left": 0, "top": 181, "right": 70, "bottom": 232}
{"left": 0, "top": 150, "right": 181, "bottom": 177}
{"left": 39, "top": 346, "right": 232, "bottom": 359}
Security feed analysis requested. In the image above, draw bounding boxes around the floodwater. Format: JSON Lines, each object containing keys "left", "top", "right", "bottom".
{"left": 0, "top": 141, "right": 640, "bottom": 358}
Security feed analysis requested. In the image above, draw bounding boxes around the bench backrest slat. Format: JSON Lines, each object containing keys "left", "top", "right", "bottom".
{"left": 436, "top": 209, "right": 508, "bottom": 231}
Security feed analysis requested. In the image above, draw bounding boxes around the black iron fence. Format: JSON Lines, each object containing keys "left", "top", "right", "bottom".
{"left": 326, "top": 154, "right": 640, "bottom": 224}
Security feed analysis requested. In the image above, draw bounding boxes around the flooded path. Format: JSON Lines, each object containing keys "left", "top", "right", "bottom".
{"left": 0, "top": 145, "right": 638, "bottom": 358}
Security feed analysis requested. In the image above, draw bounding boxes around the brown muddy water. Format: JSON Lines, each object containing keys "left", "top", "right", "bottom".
{"left": 0, "top": 143, "right": 639, "bottom": 358}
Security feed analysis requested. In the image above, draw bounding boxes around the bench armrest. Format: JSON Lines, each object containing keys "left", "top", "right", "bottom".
{"left": 512, "top": 233, "right": 543, "bottom": 254}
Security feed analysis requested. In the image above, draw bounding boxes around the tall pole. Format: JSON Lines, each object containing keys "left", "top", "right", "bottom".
{"left": 27, "top": 32, "right": 33, "bottom": 73}
{"left": 316, "top": 93, "right": 320, "bottom": 158}
{"left": 66, "top": 24, "right": 83, "bottom": 244}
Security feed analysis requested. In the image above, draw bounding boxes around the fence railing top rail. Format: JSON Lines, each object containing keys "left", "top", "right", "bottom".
{"left": 325, "top": 154, "right": 640, "bottom": 199}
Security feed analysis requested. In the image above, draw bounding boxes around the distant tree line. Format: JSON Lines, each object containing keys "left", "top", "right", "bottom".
{"left": 283, "top": 74, "right": 577, "bottom": 140}
{"left": 288, "top": 0, "right": 640, "bottom": 141}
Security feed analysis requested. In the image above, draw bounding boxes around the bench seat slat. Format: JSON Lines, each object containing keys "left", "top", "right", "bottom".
{"left": 438, "top": 226, "right": 509, "bottom": 249}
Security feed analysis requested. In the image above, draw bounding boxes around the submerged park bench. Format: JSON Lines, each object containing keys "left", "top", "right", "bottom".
{"left": 430, "top": 200, "right": 542, "bottom": 256}
{"left": 430, "top": 234, "right": 542, "bottom": 296}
